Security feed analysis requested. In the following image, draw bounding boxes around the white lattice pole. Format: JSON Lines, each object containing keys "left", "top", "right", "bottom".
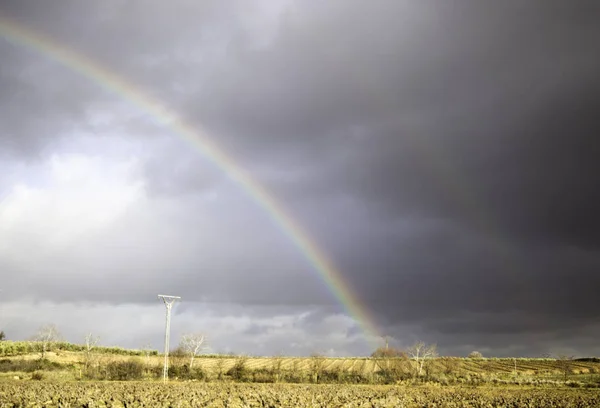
{"left": 158, "top": 295, "right": 180, "bottom": 382}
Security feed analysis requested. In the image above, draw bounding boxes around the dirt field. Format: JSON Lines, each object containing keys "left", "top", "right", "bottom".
{"left": 1, "top": 381, "right": 599, "bottom": 407}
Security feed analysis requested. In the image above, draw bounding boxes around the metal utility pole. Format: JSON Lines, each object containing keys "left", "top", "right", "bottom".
{"left": 158, "top": 294, "right": 180, "bottom": 382}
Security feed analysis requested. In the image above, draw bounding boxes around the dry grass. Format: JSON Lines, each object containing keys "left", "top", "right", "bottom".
{"left": 4, "top": 350, "right": 600, "bottom": 386}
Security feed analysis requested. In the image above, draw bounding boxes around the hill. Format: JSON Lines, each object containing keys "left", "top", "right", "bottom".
{"left": 0, "top": 341, "right": 599, "bottom": 387}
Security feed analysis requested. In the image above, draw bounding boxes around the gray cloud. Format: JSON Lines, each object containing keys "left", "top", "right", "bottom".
{"left": 1, "top": 0, "right": 600, "bottom": 357}
{"left": 0, "top": 301, "right": 367, "bottom": 356}
{"left": 189, "top": 0, "right": 600, "bottom": 244}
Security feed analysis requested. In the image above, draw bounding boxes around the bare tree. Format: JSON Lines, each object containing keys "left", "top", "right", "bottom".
{"left": 371, "top": 345, "right": 404, "bottom": 358}
{"left": 84, "top": 333, "right": 99, "bottom": 353}
{"left": 34, "top": 324, "right": 62, "bottom": 359}
{"left": 83, "top": 333, "right": 99, "bottom": 369}
{"left": 271, "top": 353, "right": 284, "bottom": 383}
{"left": 309, "top": 353, "right": 326, "bottom": 383}
{"left": 371, "top": 339, "right": 410, "bottom": 381}
{"left": 215, "top": 358, "right": 225, "bottom": 380}
{"left": 141, "top": 342, "right": 154, "bottom": 366}
{"left": 440, "top": 357, "right": 461, "bottom": 375}
{"left": 374, "top": 351, "right": 410, "bottom": 381}
{"left": 179, "top": 333, "right": 206, "bottom": 369}
{"left": 557, "top": 354, "right": 574, "bottom": 381}
{"left": 407, "top": 341, "right": 438, "bottom": 376}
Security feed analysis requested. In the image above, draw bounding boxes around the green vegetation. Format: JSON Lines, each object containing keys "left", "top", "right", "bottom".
{"left": 0, "top": 340, "right": 158, "bottom": 357}
{"left": 0, "top": 357, "right": 64, "bottom": 373}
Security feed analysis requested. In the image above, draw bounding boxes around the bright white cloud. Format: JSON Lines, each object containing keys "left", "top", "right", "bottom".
{"left": 0, "top": 153, "right": 144, "bottom": 264}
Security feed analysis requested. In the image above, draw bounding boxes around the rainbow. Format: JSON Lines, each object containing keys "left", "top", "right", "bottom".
{"left": 0, "top": 15, "right": 381, "bottom": 343}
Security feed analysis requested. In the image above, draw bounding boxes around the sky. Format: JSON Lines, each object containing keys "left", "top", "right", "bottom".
{"left": 1, "top": 0, "right": 599, "bottom": 358}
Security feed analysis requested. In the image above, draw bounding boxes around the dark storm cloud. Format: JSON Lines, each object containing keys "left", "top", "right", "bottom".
{"left": 367, "top": 228, "right": 600, "bottom": 324}
{"left": 0, "top": 0, "right": 246, "bottom": 159}
{"left": 0, "top": 42, "right": 95, "bottom": 157}
{"left": 2, "top": 0, "right": 600, "bottom": 356}
{"left": 192, "top": 0, "right": 600, "bottom": 247}
{"left": 182, "top": 0, "right": 600, "bottom": 354}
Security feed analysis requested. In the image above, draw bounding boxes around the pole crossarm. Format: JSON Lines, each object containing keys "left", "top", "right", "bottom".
{"left": 158, "top": 294, "right": 180, "bottom": 382}
{"left": 158, "top": 294, "right": 181, "bottom": 303}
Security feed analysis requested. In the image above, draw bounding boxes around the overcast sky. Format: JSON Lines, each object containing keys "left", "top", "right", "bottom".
{"left": 1, "top": 0, "right": 599, "bottom": 357}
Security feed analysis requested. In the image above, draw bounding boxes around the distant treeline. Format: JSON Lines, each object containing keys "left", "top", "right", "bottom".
{"left": 575, "top": 358, "right": 600, "bottom": 363}
{"left": 0, "top": 341, "right": 158, "bottom": 357}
